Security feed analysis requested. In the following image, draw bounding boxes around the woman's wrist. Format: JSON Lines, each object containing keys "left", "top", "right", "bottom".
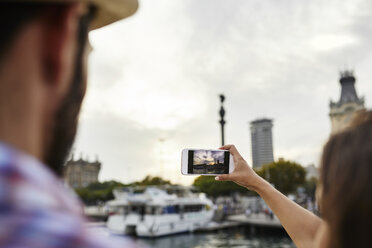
{"left": 247, "top": 175, "right": 269, "bottom": 193}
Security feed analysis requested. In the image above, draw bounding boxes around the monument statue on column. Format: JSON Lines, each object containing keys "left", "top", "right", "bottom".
{"left": 219, "top": 94, "right": 226, "bottom": 146}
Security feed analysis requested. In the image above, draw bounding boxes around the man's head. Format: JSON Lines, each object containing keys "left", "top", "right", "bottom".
{"left": 0, "top": 1, "right": 137, "bottom": 176}
{"left": 0, "top": 2, "right": 95, "bottom": 176}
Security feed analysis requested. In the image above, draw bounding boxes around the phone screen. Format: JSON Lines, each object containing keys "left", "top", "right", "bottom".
{"left": 187, "top": 149, "right": 230, "bottom": 174}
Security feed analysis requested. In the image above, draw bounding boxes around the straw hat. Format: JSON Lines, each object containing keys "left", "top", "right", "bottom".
{"left": 4, "top": 0, "right": 139, "bottom": 30}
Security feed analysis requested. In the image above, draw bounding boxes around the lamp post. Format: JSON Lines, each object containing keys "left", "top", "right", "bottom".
{"left": 219, "top": 94, "right": 226, "bottom": 146}
{"left": 159, "top": 138, "right": 165, "bottom": 179}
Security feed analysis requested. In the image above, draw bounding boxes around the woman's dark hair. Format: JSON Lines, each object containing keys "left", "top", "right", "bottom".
{"left": 320, "top": 110, "right": 372, "bottom": 248}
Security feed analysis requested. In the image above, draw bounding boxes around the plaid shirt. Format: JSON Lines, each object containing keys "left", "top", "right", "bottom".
{"left": 0, "top": 142, "right": 142, "bottom": 248}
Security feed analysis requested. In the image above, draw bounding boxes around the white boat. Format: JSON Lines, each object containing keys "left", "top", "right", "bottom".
{"left": 106, "top": 186, "right": 214, "bottom": 237}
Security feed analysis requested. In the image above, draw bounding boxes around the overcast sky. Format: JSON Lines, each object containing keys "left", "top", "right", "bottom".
{"left": 73, "top": 0, "right": 372, "bottom": 185}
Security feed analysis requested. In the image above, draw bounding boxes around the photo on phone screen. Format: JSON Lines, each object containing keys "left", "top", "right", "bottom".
{"left": 187, "top": 150, "right": 230, "bottom": 174}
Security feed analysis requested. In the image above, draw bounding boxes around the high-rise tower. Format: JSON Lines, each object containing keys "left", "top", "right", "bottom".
{"left": 250, "top": 119, "right": 274, "bottom": 168}
{"left": 329, "top": 71, "right": 365, "bottom": 134}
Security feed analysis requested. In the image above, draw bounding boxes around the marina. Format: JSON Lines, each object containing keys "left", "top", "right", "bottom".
{"left": 83, "top": 185, "right": 295, "bottom": 247}
{"left": 85, "top": 185, "right": 285, "bottom": 235}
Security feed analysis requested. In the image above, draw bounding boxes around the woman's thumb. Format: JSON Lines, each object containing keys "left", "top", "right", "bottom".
{"left": 215, "top": 174, "right": 230, "bottom": 181}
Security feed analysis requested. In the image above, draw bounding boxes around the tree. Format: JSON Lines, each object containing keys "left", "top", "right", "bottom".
{"left": 74, "top": 175, "right": 173, "bottom": 205}
{"left": 193, "top": 176, "right": 250, "bottom": 197}
{"left": 134, "top": 175, "right": 172, "bottom": 186}
{"left": 75, "top": 180, "right": 127, "bottom": 205}
{"left": 255, "top": 159, "right": 306, "bottom": 195}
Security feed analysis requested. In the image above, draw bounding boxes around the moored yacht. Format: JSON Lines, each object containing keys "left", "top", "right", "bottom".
{"left": 106, "top": 186, "right": 214, "bottom": 237}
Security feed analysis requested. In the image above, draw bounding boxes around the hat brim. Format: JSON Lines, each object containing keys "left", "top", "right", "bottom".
{"left": 90, "top": 0, "right": 138, "bottom": 30}
{"left": 6, "top": 0, "right": 138, "bottom": 30}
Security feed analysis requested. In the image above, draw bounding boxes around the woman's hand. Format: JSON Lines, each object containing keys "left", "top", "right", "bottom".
{"left": 216, "top": 145, "right": 322, "bottom": 248}
{"left": 215, "top": 144, "right": 264, "bottom": 191}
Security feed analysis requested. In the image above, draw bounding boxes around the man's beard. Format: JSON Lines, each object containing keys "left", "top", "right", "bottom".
{"left": 44, "top": 13, "right": 91, "bottom": 177}
{"left": 44, "top": 54, "right": 86, "bottom": 177}
{"left": 44, "top": 65, "right": 85, "bottom": 177}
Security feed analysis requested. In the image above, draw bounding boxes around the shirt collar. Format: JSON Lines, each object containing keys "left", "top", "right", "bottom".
{"left": 0, "top": 141, "right": 62, "bottom": 188}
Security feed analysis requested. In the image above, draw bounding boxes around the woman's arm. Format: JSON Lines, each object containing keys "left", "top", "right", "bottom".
{"left": 216, "top": 145, "right": 321, "bottom": 248}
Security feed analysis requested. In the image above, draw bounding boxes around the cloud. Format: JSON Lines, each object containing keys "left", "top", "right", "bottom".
{"left": 74, "top": 0, "right": 372, "bottom": 185}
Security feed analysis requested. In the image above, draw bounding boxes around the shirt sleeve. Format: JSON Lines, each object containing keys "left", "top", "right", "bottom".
{"left": 0, "top": 207, "right": 145, "bottom": 248}
{"left": 0, "top": 147, "right": 146, "bottom": 248}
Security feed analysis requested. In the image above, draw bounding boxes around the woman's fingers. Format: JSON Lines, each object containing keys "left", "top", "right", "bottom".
{"left": 215, "top": 145, "right": 259, "bottom": 189}
{"left": 219, "top": 144, "right": 242, "bottom": 158}
{"left": 220, "top": 144, "right": 244, "bottom": 167}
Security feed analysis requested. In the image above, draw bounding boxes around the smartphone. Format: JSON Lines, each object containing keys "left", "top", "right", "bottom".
{"left": 181, "top": 149, "right": 235, "bottom": 175}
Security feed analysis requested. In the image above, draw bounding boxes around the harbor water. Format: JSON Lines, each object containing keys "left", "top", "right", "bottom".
{"left": 89, "top": 223, "right": 295, "bottom": 248}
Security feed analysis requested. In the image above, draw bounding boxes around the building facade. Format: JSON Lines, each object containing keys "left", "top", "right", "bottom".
{"left": 250, "top": 118, "right": 274, "bottom": 169}
{"left": 63, "top": 156, "right": 101, "bottom": 188}
{"left": 305, "top": 164, "right": 319, "bottom": 180}
{"left": 329, "top": 70, "right": 365, "bottom": 134}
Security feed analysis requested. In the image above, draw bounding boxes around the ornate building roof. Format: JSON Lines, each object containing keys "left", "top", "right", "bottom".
{"left": 63, "top": 154, "right": 101, "bottom": 188}
{"left": 330, "top": 70, "right": 364, "bottom": 108}
{"left": 329, "top": 70, "right": 366, "bottom": 134}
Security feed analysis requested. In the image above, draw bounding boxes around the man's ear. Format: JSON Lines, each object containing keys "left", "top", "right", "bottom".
{"left": 40, "top": 4, "right": 83, "bottom": 98}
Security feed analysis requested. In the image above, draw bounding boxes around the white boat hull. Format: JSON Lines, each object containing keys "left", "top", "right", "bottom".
{"left": 106, "top": 186, "right": 214, "bottom": 237}
{"left": 107, "top": 211, "right": 213, "bottom": 237}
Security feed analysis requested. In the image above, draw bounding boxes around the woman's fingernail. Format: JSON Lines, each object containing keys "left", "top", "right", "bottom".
{"left": 215, "top": 176, "right": 220, "bottom": 181}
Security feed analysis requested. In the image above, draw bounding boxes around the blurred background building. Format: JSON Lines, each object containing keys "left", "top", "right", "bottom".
{"left": 329, "top": 70, "right": 365, "bottom": 134}
{"left": 305, "top": 164, "right": 318, "bottom": 180}
{"left": 63, "top": 155, "right": 101, "bottom": 188}
{"left": 250, "top": 119, "right": 274, "bottom": 168}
